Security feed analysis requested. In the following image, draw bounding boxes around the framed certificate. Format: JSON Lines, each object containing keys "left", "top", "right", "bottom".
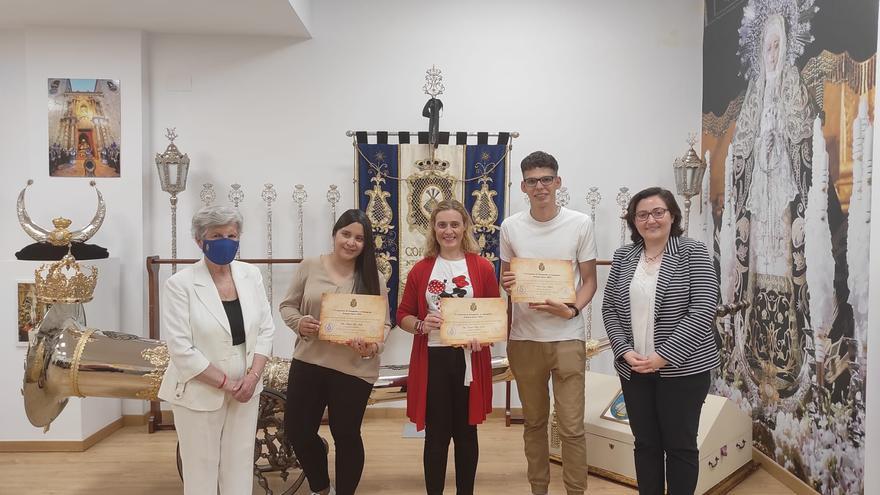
{"left": 318, "top": 293, "right": 387, "bottom": 343}
{"left": 439, "top": 297, "right": 507, "bottom": 345}
{"left": 509, "top": 257, "right": 576, "bottom": 304}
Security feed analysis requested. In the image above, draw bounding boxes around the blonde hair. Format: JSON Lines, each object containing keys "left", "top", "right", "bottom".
{"left": 424, "top": 199, "right": 481, "bottom": 258}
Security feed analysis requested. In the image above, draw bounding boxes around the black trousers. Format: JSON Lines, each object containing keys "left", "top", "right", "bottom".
{"left": 620, "top": 371, "right": 710, "bottom": 495}
{"left": 284, "top": 359, "right": 373, "bottom": 495}
{"left": 424, "top": 347, "right": 479, "bottom": 495}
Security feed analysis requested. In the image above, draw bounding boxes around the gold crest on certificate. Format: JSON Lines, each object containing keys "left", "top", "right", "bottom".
{"left": 318, "top": 293, "right": 386, "bottom": 343}
{"left": 439, "top": 297, "right": 507, "bottom": 345}
{"left": 510, "top": 258, "right": 575, "bottom": 304}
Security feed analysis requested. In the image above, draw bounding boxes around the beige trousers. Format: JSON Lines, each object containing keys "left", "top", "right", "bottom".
{"left": 508, "top": 339, "right": 587, "bottom": 495}
{"left": 173, "top": 348, "right": 259, "bottom": 495}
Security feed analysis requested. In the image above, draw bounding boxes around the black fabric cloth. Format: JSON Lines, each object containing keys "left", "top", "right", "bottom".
{"left": 285, "top": 358, "right": 372, "bottom": 495}
{"left": 221, "top": 298, "right": 246, "bottom": 346}
{"left": 424, "top": 346, "right": 478, "bottom": 495}
{"left": 619, "top": 371, "right": 711, "bottom": 495}
{"left": 15, "top": 242, "right": 109, "bottom": 260}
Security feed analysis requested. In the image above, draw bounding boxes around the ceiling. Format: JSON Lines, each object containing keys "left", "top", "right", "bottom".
{"left": 0, "top": 0, "right": 311, "bottom": 37}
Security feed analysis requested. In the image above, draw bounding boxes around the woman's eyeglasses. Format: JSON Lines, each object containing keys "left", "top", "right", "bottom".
{"left": 523, "top": 176, "right": 556, "bottom": 188}
{"left": 635, "top": 207, "right": 669, "bottom": 222}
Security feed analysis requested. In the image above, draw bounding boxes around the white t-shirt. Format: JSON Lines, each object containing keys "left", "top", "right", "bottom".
{"left": 500, "top": 207, "right": 597, "bottom": 342}
{"left": 425, "top": 256, "right": 473, "bottom": 347}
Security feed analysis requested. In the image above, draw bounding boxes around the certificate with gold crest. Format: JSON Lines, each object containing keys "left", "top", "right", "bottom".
{"left": 318, "top": 294, "right": 387, "bottom": 343}
{"left": 439, "top": 297, "right": 507, "bottom": 345}
{"left": 510, "top": 258, "right": 576, "bottom": 304}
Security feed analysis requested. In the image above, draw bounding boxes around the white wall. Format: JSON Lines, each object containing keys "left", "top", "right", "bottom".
{"left": 146, "top": 0, "right": 706, "bottom": 400}
{"left": 0, "top": 0, "right": 707, "bottom": 439}
{"left": 0, "top": 27, "right": 149, "bottom": 432}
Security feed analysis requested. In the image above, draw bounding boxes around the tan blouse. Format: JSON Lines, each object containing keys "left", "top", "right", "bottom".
{"left": 279, "top": 256, "right": 391, "bottom": 384}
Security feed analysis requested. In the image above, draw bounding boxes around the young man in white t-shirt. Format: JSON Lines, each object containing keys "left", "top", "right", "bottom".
{"left": 500, "top": 151, "right": 597, "bottom": 495}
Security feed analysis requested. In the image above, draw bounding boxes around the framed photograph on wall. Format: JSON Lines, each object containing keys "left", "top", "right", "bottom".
{"left": 600, "top": 388, "right": 629, "bottom": 425}
{"left": 48, "top": 78, "right": 121, "bottom": 178}
{"left": 17, "top": 281, "right": 50, "bottom": 346}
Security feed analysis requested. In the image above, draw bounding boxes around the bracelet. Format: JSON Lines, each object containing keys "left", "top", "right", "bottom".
{"left": 415, "top": 320, "right": 424, "bottom": 335}
{"left": 218, "top": 373, "right": 227, "bottom": 389}
{"left": 247, "top": 368, "right": 261, "bottom": 380}
{"left": 565, "top": 303, "right": 580, "bottom": 319}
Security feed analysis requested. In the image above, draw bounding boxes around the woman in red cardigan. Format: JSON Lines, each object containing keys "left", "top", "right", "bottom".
{"left": 397, "top": 199, "right": 499, "bottom": 495}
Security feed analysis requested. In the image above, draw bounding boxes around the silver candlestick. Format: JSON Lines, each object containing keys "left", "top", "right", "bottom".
{"left": 228, "top": 184, "right": 244, "bottom": 259}
{"left": 261, "top": 184, "right": 277, "bottom": 304}
{"left": 155, "top": 128, "right": 190, "bottom": 274}
{"left": 555, "top": 186, "right": 570, "bottom": 207}
{"left": 326, "top": 185, "right": 341, "bottom": 250}
{"left": 673, "top": 136, "right": 708, "bottom": 236}
{"left": 616, "top": 187, "right": 631, "bottom": 247}
{"left": 200, "top": 183, "right": 216, "bottom": 207}
{"left": 292, "top": 184, "right": 308, "bottom": 258}
{"left": 584, "top": 186, "right": 602, "bottom": 368}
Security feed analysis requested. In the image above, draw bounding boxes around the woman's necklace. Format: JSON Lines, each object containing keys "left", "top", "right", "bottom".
{"left": 644, "top": 250, "right": 663, "bottom": 264}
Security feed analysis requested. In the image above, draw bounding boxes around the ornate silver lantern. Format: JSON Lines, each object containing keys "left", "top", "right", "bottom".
{"left": 155, "top": 128, "right": 190, "bottom": 273}
{"left": 673, "top": 137, "right": 707, "bottom": 235}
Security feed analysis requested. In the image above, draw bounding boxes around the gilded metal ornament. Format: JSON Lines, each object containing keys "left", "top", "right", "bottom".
{"left": 363, "top": 158, "right": 396, "bottom": 285}
{"left": 18, "top": 180, "right": 105, "bottom": 245}
{"left": 292, "top": 184, "right": 308, "bottom": 257}
{"left": 200, "top": 183, "right": 216, "bottom": 207}
{"left": 471, "top": 159, "right": 500, "bottom": 263}
{"left": 262, "top": 184, "right": 277, "bottom": 304}
{"left": 34, "top": 250, "right": 98, "bottom": 304}
{"left": 138, "top": 344, "right": 170, "bottom": 400}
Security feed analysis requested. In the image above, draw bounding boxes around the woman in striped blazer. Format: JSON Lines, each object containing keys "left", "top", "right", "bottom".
{"left": 602, "top": 187, "right": 719, "bottom": 495}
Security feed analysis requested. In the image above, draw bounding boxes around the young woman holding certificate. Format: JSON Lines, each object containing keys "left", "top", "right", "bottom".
{"left": 398, "top": 199, "right": 499, "bottom": 495}
{"left": 279, "top": 209, "right": 391, "bottom": 495}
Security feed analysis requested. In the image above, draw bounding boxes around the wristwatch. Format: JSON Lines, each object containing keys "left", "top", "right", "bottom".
{"left": 565, "top": 303, "right": 580, "bottom": 319}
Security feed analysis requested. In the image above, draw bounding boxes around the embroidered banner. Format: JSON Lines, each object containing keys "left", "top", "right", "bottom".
{"left": 355, "top": 137, "right": 509, "bottom": 321}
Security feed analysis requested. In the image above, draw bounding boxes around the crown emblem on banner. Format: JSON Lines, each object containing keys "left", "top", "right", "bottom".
{"left": 415, "top": 159, "right": 450, "bottom": 173}
{"left": 34, "top": 251, "right": 98, "bottom": 304}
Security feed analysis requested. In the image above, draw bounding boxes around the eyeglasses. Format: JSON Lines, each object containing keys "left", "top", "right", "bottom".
{"left": 523, "top": 176, "right": 556, "bottom": 188}
{"left": 635, "top": 207, "right": 669, "bottom": 222}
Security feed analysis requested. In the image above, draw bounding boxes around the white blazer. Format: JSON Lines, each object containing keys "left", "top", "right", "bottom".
{"left": 158, "top": 260, "right": 275, "bottom": 411}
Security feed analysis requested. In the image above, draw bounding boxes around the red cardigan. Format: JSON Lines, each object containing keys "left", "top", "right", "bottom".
{"left": 397, "top": 253, "right": 499, "bottom": 431}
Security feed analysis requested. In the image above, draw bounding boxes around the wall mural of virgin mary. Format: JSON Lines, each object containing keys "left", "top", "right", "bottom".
{"left": 702, "top": 0, "right": 875, "bottom": 492}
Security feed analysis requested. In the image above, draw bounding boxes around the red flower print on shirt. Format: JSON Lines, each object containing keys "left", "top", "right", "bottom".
{"left": 428, "top": 279, "right": 445, "bottom": 295}
{"left": 452, "top": 275, "right": 470, "bottom": 289}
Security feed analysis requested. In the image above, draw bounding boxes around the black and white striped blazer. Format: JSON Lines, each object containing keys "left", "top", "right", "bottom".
{"left": 602, "top": 236, "right": 719, "bottom": 380}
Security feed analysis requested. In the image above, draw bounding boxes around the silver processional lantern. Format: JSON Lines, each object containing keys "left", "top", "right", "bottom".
{"left": 155, "top": 128, "right": 190, "bottom": 273}
{"left": 673, "top": 136, "right": 707, "bottom": 236}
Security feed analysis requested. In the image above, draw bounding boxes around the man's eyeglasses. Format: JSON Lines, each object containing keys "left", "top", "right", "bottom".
{"left": 523, "top": 176, "right": 556, "bottom": 188}
{"left": 635, "top": 207, "right": 669, "bottom": 222}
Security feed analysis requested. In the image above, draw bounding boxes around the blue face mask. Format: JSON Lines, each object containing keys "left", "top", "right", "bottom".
{"left": 201, "top": 238, "right": 239, "bottom": 265}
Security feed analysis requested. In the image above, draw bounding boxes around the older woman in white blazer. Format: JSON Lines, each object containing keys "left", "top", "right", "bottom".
{"left": 158, "top": 205, "right": 275, "bottom": 495}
